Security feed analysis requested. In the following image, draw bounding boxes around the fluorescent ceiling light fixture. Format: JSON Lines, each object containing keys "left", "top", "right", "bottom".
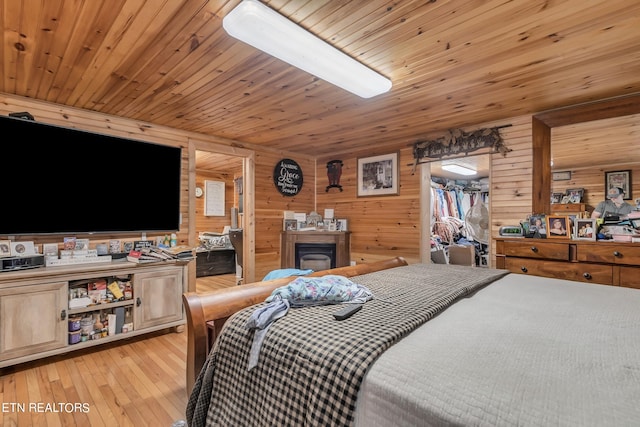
{"left": 441, "top": 164, "right": 477, "bottom": 176}
{"left": 223, "top": 0, "right": 392, "bottom": 98}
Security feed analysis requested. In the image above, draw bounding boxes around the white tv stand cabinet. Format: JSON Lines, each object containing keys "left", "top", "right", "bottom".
{"left": 0, "top": 260, "right": 188, "bottom": 368}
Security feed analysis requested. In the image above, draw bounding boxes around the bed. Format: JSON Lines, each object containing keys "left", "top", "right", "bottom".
{"left": 182, "top": 257, "right": 640, "bottom": 426}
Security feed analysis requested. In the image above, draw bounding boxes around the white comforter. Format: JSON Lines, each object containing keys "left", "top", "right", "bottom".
{"left": 355, "top": 274, "right": 640, "bottom": 426}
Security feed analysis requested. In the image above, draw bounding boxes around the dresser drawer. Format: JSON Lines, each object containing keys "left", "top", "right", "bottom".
{"left": 504, "top": 258, "right": 613, "bottom": 285}
{"left": 551, "top": 203, "right": 586, "bottom": 214}
{"left": 619, "top": 266, "right": 640, "bottom": 289}
{"left": 502, "top": 241, "right": 571, "bottom": 261}
{"left": 577, "top": 245, "right": 640, "bottom": 266}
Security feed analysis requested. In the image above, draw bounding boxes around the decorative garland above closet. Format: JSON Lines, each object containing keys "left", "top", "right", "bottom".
{"left": 411, "top": 125, "right": 511, "bottom": 172}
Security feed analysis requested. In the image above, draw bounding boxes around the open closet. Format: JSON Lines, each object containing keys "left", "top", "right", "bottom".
{"left": 429, "top": 156, "right": 490, "bottom": 267}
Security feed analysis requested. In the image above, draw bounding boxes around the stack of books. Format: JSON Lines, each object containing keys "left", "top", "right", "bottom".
{"left": 127, "top": 245, "right": 195, "bottom": 264}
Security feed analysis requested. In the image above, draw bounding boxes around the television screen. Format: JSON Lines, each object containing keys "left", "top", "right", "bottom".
{"left": 1, "top": 115, "right": 182, "bottom": 236}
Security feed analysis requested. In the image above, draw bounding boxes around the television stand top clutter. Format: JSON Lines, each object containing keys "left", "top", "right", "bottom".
{"left": 0, "top": 259, "right": 188, "bottom": 368}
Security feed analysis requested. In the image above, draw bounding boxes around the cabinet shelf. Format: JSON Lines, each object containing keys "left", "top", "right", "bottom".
{"left": 68, "top": 299, "right": 134, "bottom": 316}
{"left": 0, "top": 261, "right": 187, "bottom": 368}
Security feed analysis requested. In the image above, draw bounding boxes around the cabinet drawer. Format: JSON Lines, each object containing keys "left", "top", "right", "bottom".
{"left": 502, "top": 241, "right": 570, "bottom": 261}
{"left": 577, "top": 245, "right": 640, "bottom": 266}
{"left": 504, "top": 258, "right": 613, "bottom": 285}
{"left": 551, "top": 203, "right": 586, "bottom": 213}
{"left": 619, "top": 266, "right": 640, "bottom": 289}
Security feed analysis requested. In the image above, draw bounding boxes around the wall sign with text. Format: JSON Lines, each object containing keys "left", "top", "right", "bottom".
{"left": 273, "top": 158, "right": 303, "bottom": 196}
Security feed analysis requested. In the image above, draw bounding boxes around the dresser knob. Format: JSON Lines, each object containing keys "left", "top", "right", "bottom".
{"left": 520, "top": 266, "right": 528, "bottom": 273}
{"left": 613, "top": 251, "right": 621, "bottom": 257}
{"left": 530, "top": 246, "right": 538, "bottom": 253}
{"left": 583, "top": 272, "right": 592, "bottom": 280}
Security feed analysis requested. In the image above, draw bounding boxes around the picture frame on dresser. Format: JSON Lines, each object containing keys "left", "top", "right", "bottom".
{"left": 529, "top": 215, "right": 546, "bottom": 237}
{"left": 546, "top": 215, "right": 570, "bottom": 239}
{"left": 283, "top": 219, "right": 298, "bottom": 231}
{"left": 574, "top": 218, "right": 597, "bottom": 241}
{"left": 565, "top": 188, "right": 584, "bottom": 203}
{"left": 0, "top": 240, "right": 11, "bottom": 257}
{"left": 605, "top": 170, "right": 632, "bottom": 199}
{"left": 551, "top": 192, "right": 564, "bottom": 204}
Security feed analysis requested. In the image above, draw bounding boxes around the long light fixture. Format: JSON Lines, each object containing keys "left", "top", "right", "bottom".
{"left": 441, "top": 164, "right": 477, "bottom": 176}
{"left": 222, "top": 0, "right": 392, "bottom": 98}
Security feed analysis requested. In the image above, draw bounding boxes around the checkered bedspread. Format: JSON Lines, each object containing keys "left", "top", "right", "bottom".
{"left": 186, "top": 263, "right": 509, "bottom": 427}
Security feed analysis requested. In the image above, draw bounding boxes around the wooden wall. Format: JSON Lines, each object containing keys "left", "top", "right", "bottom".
{"left": 0, "top": 93, "right": 315, "bottom": 287}
{"left": 253, "top": 150, "right": 315, "bottom": 280}
{"left": 315, "top": 115, "right": 534, "bottom": 266}
{"left": 194, "top": 171, "right": 237, "bottom": 234}
{"left": 551, "top": 165, "right": 640, "bottom": 211}
{"left": 2, "top": 92, "right": 635, "bottom": 278}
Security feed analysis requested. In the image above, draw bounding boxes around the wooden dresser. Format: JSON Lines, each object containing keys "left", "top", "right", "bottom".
{"left": 495, "top": 238, "right": 640, "bottom": 289}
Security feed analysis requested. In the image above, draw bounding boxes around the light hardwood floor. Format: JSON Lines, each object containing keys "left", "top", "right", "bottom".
{"left": 0, "top": 274, "right": 237, "bottom": 427}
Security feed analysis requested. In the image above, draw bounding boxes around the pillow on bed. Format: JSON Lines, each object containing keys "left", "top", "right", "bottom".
{"left": 262, "top": 268, "right": 313, "bottom": 281}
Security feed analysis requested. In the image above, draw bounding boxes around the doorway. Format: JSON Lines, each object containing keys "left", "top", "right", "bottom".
{"left": 190, "top": 143, "right": 255, "bottom": 292}
{"left": 424, "top": 154, "right": 490, "bottom": 267}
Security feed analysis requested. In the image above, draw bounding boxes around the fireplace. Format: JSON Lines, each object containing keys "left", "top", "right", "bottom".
{"left": 295, "top": 243, "right": 336, "bottom": 270}
{"left": 281, "top": 231, "right": 351, "bottom": 269}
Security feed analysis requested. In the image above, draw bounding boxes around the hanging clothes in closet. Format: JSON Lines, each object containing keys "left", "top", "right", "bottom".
{"left": 430, "top": 179, "right": 487, "bottom": 244}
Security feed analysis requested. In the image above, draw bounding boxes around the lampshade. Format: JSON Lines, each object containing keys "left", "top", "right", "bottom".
{"left": 441, "top": 164, "right": 477, "bottom": 176}
{"left": 223, "top": 0, "right": 392, "bottom": 98}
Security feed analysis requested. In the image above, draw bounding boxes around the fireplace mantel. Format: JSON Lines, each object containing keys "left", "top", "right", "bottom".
{"left": 281, "top": 231, "right": 351, "bottom": 269}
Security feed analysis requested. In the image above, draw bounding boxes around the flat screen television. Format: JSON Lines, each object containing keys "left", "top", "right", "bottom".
{"left": 1, "top": 115, "right": 182, "bottom": 236}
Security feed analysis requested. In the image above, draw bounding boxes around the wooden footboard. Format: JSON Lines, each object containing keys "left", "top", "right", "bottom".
{"left": 182, "top": 256, "right": 408, "bottom": 392}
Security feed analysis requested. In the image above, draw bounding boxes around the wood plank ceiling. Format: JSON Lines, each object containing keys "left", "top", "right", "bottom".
{"left": 1, "top": 0, "right": 639, "bottom": 171}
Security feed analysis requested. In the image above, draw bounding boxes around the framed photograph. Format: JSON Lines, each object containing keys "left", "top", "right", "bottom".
{"left": 357, "top": 152, "right": 399, "bottom": 197}
{"left": 574, "top": 218, "right": 597, "bottom": 241}
{"left": 546, "top": 215, "right": 570, "bottom": 239}
{"left": 552, "top": 171, "right": 572, "bottom": 181}
{"left": 75, "top": 238, "right": 90, "bottom": 251}
{"left": 551, "top": 192, "right": 564, "bottom": 204}
{"left": 565, "top": 188, "right": 584, "bottom": 203}
{"left": 605, "top": 170, "right": 632, "bottom": 199}
{"left": 10, "top": 241, "right": 36, "bottom": 256}
{"left": 43, "top": 243, "right": 59, "bottom": 257}
{"left": 337, "top": 219, "right": 348, "bottom": 232}
{"left": 283, "top": 219, "right": 298, "bottom": 231}
{"left": 529, "top": 215, "right": 547, "bottom": 237}
{"left": 0, "top": 240, "right": 11, "bottom": 257}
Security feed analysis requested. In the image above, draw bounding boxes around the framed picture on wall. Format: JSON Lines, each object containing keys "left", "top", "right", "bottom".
{"left": 357, "top": 152, "right": 399, "bottom": 197}
{"left": 605, "top": 170, "right": 632, "bottom": 199}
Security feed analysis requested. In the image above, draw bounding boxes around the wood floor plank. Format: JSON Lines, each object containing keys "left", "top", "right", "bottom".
{"left": 13, "top": 370, "right": 32, "bottom": 427}
{"left": 0, "top": 276, "right": 232, "bottom": 426}
{"left": 2, "top": 371, "right": 17, "bottom": 427}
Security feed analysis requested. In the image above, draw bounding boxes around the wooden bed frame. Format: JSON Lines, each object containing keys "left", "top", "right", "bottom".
{"left": 182, "top": 256, "right": 408, "bottom": 392}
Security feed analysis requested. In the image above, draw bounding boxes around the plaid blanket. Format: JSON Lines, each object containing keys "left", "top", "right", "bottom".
{"left": 186, "top": 263, "right": 509, "bottom": 426}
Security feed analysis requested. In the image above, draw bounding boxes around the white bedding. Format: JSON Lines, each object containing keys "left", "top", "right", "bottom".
{"left": 355, "top": 274, "right": 640, "bottom": 426}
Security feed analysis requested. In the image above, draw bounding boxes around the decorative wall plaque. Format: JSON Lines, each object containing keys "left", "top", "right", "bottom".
{"left": 273, "top": 158, "right": 303, "bottom": 196}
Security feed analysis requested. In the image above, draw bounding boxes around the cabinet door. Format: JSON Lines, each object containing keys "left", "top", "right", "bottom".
{"left": 133, "top": 268, "right": 183, "bottom": 330}
{"left": 0, "top": 281, "right": 67, "bottom": 361}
